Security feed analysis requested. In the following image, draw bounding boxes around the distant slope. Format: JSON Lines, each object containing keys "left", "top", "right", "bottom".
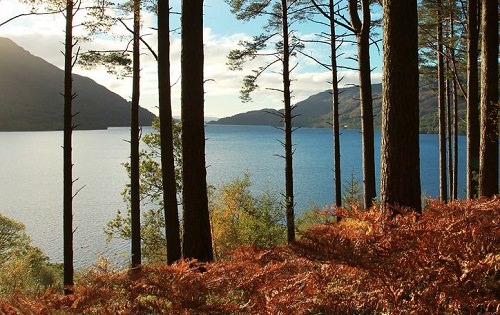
{"left": 210, "top": 83, "right": 466, "bottom": 134}
{"left": 0, "top": 37, "right": 155, "bottom": 131}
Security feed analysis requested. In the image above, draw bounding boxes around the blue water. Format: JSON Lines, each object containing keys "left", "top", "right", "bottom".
{"left": 205, "top": 124, "right": 467, "bottom": 208}
{"left": 0, "top": 125, "right": 467, "bottom": 267}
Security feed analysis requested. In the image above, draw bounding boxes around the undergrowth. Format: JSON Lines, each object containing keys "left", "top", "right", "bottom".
{"left": 1, "top": 198, "right": 498, "bottom": 314}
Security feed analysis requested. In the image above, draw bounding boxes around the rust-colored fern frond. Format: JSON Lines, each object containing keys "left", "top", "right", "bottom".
{"left": 1, "top": 198, "right": 498, "bottom": 314}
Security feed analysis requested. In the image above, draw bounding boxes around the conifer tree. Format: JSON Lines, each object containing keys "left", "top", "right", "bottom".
{"left": 348, "top": 0, "right": 376, "bottom": 209}
{"left": 63, "top": 0, "right": 75, "bottom": 295}
{"left": 181, "top": 0, "right": 214, "bottom": 261}
{"left": 130, "top": 0, "right": 141, "bottom": 268}
{"left": 226, "top": 0, "right": 305, "bottom": 243}
{"left": 158, "top": 0, "right": 181, "bottom": 264}
{"left": 466, "top": 0, "right": 480, "bottom": 199}
{"left": 478, "top": 0, "right": 499, "bottom": 197}
{"left": 308, "top": 0, "right": 345, "bottom": 208}
{"left": 380, "top": 0, "right": 421, "bottom": 212}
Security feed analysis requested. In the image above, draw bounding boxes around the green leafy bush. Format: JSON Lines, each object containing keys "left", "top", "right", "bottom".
{"left": 209, "top": 172, "right": 286, "bottom": 259}
{"left": 0, "top": 213, "right": 62, "bottom": 295}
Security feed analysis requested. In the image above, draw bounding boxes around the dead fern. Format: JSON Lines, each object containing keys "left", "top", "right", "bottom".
{"left": 1, "top": 198, "right": 498, "bottom": 314}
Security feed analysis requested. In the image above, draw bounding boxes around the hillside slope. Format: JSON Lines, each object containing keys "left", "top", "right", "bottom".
{"left": 212, "top": 83, "right": 466, "bottom": 134}
{"left": 0, "top": 37, "right": 155, "bottom": 131}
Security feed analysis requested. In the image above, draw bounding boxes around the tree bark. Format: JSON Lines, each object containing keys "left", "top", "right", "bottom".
{"left": 466, "top": 0, "right": 480, "bottom": 199}
{"left": 452, "top": 76, "right": 458, "bottom": 200}
{"left": 181, "top": 0, "right": 214, "bottom": 261}
{"left": 282, "top": 0, "right": 295, "bottom": 243}
{"left": 380, "top": 0, "right": 421, "bottom": 212}
{"left": 158, "top": 0, "right": 181, "bottom": 264}
{"left": 349, "top": 0, "right": 376, "bottom": 209}
{"left": 479, "top": 0, "right": 499, "bottom": 197}
{"left": 329, "top": 0, "right": 342, "bottom": 208}
{"left": 63, "top": 0, "right": 74, "bottom": 295}
{"left": 449, "top": 2, "right": 458, "bottom": 200}
{"left": 130, "top": 0, "right": 141, "bottom": 268}
{"left": 446, "top": 72, "right": 453, "bottom": 200}
{"left": 437, "top": 0, "right": 448, "bottom": 203}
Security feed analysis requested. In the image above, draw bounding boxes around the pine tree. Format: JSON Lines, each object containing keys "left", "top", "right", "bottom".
{"left": 478, "top": 0, "right": 499, "bottom": 197}
{"left": 181, "top": 0, "right": 214, "bottom": 261}
{"left": 226, "top": 0, "right": 306, "bottom": 243}
{"left": 63, "top": 0, "right": 75, "bottom": 295}
{"left": 158, "top": 0, "right": 181, "bottom": 264}
{"left": 380, "top": 0, "right": 421, "bottom": 212}
{"left": 348, "top": 0, "right": 376, "bottom": 209}
{"left": 130, "top": 0, "right": 141, "bottom": 268}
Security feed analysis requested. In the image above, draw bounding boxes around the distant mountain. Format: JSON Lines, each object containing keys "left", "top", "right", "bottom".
{"left": 0, "top": 37, "right": 155, "bottom": 131}
{"left": 211, "top": 83, "right": 466, "bottom": 134}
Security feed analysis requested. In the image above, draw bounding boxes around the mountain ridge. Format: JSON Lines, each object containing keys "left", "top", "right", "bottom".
{"left": 210, "top": 83, "right": 466, "bottom": 134}
{"left": 0, "top": 37, "right": 155, "bottom": 131}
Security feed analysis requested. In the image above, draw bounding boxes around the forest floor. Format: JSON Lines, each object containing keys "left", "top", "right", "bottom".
{"left": 1, "top": 198, "right": 499, "bottom": 314}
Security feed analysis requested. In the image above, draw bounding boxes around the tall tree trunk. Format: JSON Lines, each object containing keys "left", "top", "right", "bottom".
{"left": 452, "top": 76, "right": 458, "bottom": 200}
{"left": 479, "top": 0, "right": 499, "bottom": 197}
{"left": 446, "top": 72, "right": 453, "bottom": 200}
{"left": 329, "top": 0, "right": 342, "bottom": 208}
{"left": 130, "top": 0, "right": 141, "bottom": 268}
{"left": 158, "top": 0, "right": 181, "bottom": 264}
{"left": 349, "top": 0, "right": 376, "bottom": 209}
{"left": 282, "top": 0, "right": 295, "bottom": 243}
{"left": 466, "top": 0, "right": 480, "bottom": 199}
{"left": 181, "top": 0, "right": 214, "bottom": 261}
{"left": 380, "top": 0, "right": 421, "bottom": 212}
{"left": 449, "top": 2, "right": 458, "bottom": 200}
{"left": 437, "top": 0, "right": 448, "bottom": 202}
{"left": 63, "top": 0, "right": 74, "bottom": 295}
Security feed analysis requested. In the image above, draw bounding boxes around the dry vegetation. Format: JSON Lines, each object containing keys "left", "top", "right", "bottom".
{"left": 1, "top": 198, "right": 499, "bottom": 314}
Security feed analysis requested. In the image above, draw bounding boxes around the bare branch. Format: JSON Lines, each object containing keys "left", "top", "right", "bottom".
{"left": 0, "top": 9, "right": 65, "bottom": 27}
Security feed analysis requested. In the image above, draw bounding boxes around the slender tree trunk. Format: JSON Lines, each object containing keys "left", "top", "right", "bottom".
{"left": 158, "top": 0, "right": 181, "bottom": 264}
{"left": 466, "top": 0, "right": 480, "bottom": 199}
{"left": 452, "top": 77, "right": 458, "bottom": 200}
{"left": 130, "top": 0, "right": 141, "bottom": 268}
{"left": 282, "top": 0, "right": 295, "bottom": 243}
{"left": 181, "top": 0, "right": 214, "bottom": 261}
{"left": 63, "top": 0, "right": 74, "bottom": 295}
{"left": 437, "top": 0, "right": 448, "bottom": 202}
{"left": 449, "top": 3, "right": 458, "bottom": 200}
{"left": 329, "top": 0, "right": 342, "bottom": 208}
{"left": 380, "top": 0, "right": 421, "bottom": 212}
{"left": 349, "top": 0, "right": 375, "bottom": 209}
{"left": 446, "top": 73, "right": 453, "bottom": 200}
{"left": 479, "top": 0, "right": 499, "bottom": 197}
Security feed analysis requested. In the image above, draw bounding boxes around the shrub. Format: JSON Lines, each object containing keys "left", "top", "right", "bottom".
{"left": 0, "top": 213, "right": 62, "bottom": 295}
{"left": 209, "top": 172, "right": 286, "bottom": 260}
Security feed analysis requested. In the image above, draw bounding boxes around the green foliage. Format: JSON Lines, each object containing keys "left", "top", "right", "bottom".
{"left": 342, "top": 173, "right": 362, "bottom": 209}
{"left": 105, "top": 118, "right": 182, "bottom": 264}
{"left": 0, "top": 213, "right": 62, "bottom": 295}
{"left": 418, "top": 0, "right": 467, "bottom": 83}
{"left": 225, "top": 0, "right": 306, "bottom": 102}
{"left": 209, "top": 172, "right": 287, "bottom": 260}
{"left": 79, "top": 51, "right": 132, "bottom": 78}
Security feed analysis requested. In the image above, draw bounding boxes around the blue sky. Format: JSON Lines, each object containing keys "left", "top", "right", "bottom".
{"left": 0, "top": 0, "right": 383, "bottom": 118}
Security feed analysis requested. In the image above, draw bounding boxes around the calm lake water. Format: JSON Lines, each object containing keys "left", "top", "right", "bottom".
{"left": 0, "top": 125, "right": 466, "bottom": 267}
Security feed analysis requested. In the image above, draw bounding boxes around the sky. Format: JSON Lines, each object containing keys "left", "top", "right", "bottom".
{"left": 0, "top": 0, "right": 383, "bottom": 118}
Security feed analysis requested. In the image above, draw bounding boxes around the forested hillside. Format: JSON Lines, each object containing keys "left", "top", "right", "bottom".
{"left": 212, "top": 83, "right": 466, "bottom": 134}
{"left": 0, "top": 38, "right": 155, "bottom": 131}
